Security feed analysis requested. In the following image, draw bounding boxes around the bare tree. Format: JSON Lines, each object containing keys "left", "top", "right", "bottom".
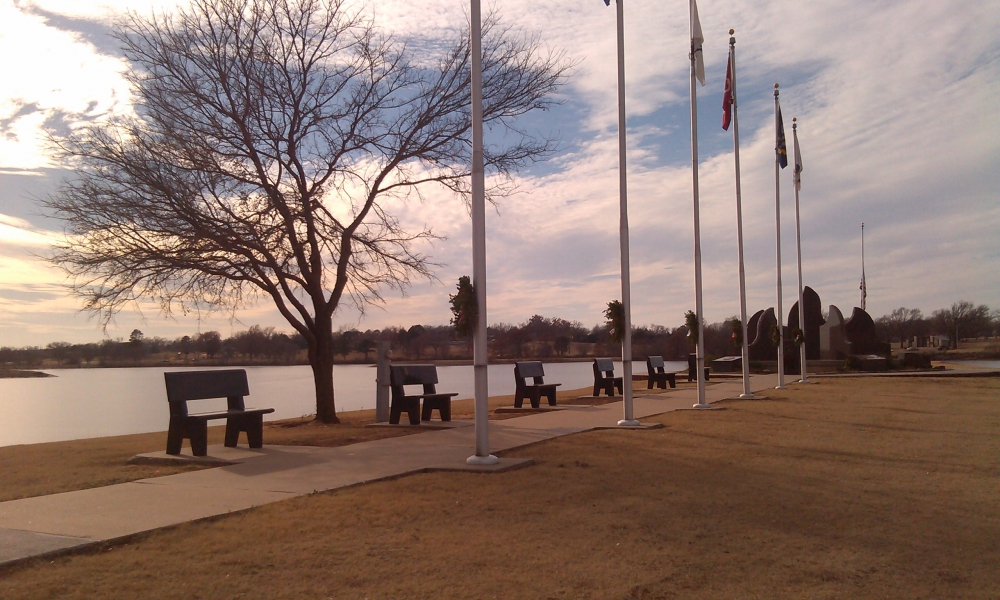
{"left": 877, "top": 307, "right": 923, "bottom": 348}
{"left": 44, "top": 0, "right": 569, "bottom": 422}
{"left": 932, "top": 301, "right": 991, "bottom": 349}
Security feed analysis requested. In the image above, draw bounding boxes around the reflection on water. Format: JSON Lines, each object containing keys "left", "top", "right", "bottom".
{"left": 0, "top": 360, "right": 685, "bottom": 446}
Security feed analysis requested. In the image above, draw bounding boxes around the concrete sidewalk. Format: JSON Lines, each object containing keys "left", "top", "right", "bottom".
{"left": 0, "top": 375, "right": 777, "bottom": 566}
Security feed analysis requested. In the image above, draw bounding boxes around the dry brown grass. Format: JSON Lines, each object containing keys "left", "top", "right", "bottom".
{"left": 2, "top": 377, "right": 998, "bottom": 598}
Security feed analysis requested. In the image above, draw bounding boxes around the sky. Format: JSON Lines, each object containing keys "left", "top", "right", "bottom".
{"left": 0, "top": 0, "right": 998, "bottom": 347}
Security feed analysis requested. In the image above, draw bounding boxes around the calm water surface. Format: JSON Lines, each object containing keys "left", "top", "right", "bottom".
{"left": 961, "top": 360, "right": 1000, "bottom": 369}
{"left": 0, "top": 361, "right": 684, "bottom": 447}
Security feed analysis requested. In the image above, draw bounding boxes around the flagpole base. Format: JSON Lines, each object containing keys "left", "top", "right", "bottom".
{"left": 798, "top": 378, "right": 815, "bottom": 384}
{"left": 617, "top": 419, "right": 641, "bottom": 427}
{"left": 739, "top": 393, "right": 758, "bottom": 399}
{"left": 774, "top": 385, "right": 787, "bottom": 390}
{"left": 466, "top": 454, "right": 499, "bottom": 466}
{"left": 691, "top": 403, "right": 721, "bottom": 410}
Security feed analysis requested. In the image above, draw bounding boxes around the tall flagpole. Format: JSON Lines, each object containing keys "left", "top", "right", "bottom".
{"left": 773, "top": 83, "right": 787, "bottom": 390}
{"left": 466, "top": 0, "right": 498, "bottom": 465}
{"left": 792, "top": 117, "right": 810, "bottom": 383}
{"left": 690, "top": 0, "right": 708, "bottom": 409}
{"left": 728, "top": 30, "right": 754, "bottom": 399}
{"left": 614, "top": 0, "right": 638, "bottom": 426}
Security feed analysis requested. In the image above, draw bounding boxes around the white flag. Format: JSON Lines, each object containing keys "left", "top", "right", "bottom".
{"left": 690, "top": 0, "right": 705, "bottom": 85}
{"left": 793, "top": 124, "right": 803, "bottom": 191}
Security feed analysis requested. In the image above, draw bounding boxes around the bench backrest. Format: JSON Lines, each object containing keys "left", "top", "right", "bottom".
{"left": 164, "top": 369, "right": 249, "bottom": 416}
{"left": 647, "top": 355, "right": 665, "bottom": 373}
{"left": 389, "top": 364, "right": 439, "bottom": 396}
{"left": 593, "top": 358, "right": 616, "bottom": 378}
{"left": 514, "top": 361, "right": 545, "bottom": 385}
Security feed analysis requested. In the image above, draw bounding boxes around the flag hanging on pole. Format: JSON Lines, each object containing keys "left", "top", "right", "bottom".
{"left": 722, "top": 52, "right": 734, "bottom": 130}
{"left": 690, "top": 0, "right": 705, "bottom": 86}
{"left": 860, "top": 272, "right": 867, "bottom": 309}
{"left": 793, "top": 120, "right": 803, "bottom": 190}
{"left": 776, "top": 102, "right": 788, "bottom": 169}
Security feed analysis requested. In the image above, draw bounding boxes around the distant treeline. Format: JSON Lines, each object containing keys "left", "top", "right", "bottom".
{"left": 872, "top": 301, "right": 998, "bottom": 349}
{"left": 2, "top": 301, "right": 997, "bottom": 369}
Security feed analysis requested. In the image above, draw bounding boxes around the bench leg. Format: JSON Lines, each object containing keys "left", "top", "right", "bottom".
{"left": 190, "top": 422, "right": 208, "bottom": 457}
{"left": 545, "top": 389, "right": 557, "bottom": 407}
{"left": 514, "top": 389, "right": 525, "bottom": 409}
{"left": 406, "top": 403, "right": 420, "bottom": 425}
{"left": 614, "top": 379, "right": 624, "bottom": 395}
{"left": 669, "top": 375, "right": 677, "bottom": 389}
{"left": 647, "top": 378, "right": 654, "bottom": 390}
{"left": 422, "top": 400, "right": 451, "bottom": 422}
{"left": 166, "top": 419, "right": 184, "bottom": 455}
{"left": 529, "top": 390, "right": 541, "bottom": 409}
{"left": 246, "top": 414, "right": 264, "bottom": 449}
{"left": 224, "top": 419, "right": 241, "bottom": 448}
{"left": 389, "top": 405, "right": 402, "bottom": 425}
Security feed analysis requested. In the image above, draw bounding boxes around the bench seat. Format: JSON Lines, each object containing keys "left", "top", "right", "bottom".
{"left": 645, "top": 356, "right": 677, "bottom": 389}
{"left": 514, "top": 361, "right": 561, "bottom": 408}
{"left": 389, "top": 365, "right": 458, "bottom": 424}
{"left": 164, "top": 370, "right": 274, "bottom": 457}
{"left": 592, "top": 358, "right": 624, "bottom": 397}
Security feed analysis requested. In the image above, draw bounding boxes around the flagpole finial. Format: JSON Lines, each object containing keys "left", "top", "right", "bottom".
{"left": 729, "top": 28, "right": 734, "bottom": 34}
{"left": 729, "top": 29, "right": 735, "bottom": 45}
{"left": 774, "top": 82, "right": 779, "bottom": 97}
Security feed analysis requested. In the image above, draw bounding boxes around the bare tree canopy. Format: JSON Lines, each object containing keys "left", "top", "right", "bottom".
{"left": 45, "top": 0, "right": 569, "bottom": 422}
{"left": 932, "top": 301, "right": 992, "bottom": 349}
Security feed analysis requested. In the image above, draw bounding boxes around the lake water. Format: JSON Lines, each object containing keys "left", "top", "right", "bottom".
{"left": 960, "top": 360, "right": 1000, "bottom": 368}
{"left": 0, "top": 361, "right": 685, "bottom": 447}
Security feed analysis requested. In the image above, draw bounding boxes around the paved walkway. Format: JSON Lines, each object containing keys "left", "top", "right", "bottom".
{"left": 13, "top": 365, "right": 995, "bottom": 567}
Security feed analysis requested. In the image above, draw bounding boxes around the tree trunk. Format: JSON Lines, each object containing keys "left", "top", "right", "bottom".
{"left": 310, "top": 324, "right": 340, "bottom": 424}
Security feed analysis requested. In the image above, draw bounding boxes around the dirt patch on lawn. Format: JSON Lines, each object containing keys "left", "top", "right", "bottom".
{"left": 2, "top": 377, "right": 997, "bottom": 598}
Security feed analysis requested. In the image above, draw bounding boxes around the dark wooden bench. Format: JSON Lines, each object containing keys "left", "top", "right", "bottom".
{"left": 645, "top": 356, "right": 677, "bottom": 389}
{"left": 164, "top": 369, "right": 274, "bottom": 457}
{"left": 687, "top": 354, "right": 711, "bottom": 382}
{"left": 592, "top": 358, "right": 624, "bottom": 397}
{"left": 389, "top": 365, "right": 458, "bottom": 424}
{"left": 514, "top": 361, "right": 561, "bottom": 408}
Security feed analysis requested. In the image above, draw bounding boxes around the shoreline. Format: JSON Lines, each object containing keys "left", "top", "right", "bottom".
{"left": 4, "top": 357, "right": 996, "bottom": 379}
{"left": 0, "top": 369, "right": 54, "bottom": 379}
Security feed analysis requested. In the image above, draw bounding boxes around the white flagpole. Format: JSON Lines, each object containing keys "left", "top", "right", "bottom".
{"left": 773, "top": 83, "right": 787, "bottom": 390}
{"left": 467, "top": 0, "right": 498, "bottom": 465}
{"left": 729, "top": 31, "right": 755, "bottom": 400}
{"left": 690, "top": 0, "right": 708, "bottom": 409}
{"left": 614, "top": 0, "right": 638, "bottom": 426}
{"left": 792, "top": 117, "right": 810, "bottom": 384}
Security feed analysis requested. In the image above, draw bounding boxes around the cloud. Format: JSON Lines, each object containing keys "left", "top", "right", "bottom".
{"left": 0, "top": 2, "right": 129, "bottom": 169}
{"left": 0, "top": 0, "right": 998, "bottom": 347}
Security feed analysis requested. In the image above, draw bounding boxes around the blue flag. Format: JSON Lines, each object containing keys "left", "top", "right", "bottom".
{"left": 776, "top": 103, "right": 788, "bottom": 169}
